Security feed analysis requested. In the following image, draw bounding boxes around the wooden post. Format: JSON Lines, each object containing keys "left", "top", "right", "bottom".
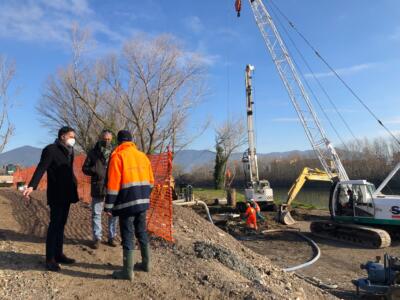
{"left": 227, "top": 188, "right": 237, "bottom": 207}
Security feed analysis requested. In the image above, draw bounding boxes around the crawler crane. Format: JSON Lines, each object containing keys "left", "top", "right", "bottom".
{"left": 236, "top": 0, "right": 400, "bottom": 248}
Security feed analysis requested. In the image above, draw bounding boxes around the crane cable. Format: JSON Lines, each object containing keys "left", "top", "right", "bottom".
{"left": 267, "top": 4, "right": 350, "bottom": 149}
{"left": 268, "top": 0, "right": 358, "bottom": 144}
{"left": 268, "top": 0, "right": 400, "bottom": 147}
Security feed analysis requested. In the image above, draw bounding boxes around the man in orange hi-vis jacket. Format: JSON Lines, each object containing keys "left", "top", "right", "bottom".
{"left": 104, "top": 130, "right": 154, "bottom": 281}
{"left": 244, "top": 202, "right": 258, "bottom": 230}
{"left": 250, "top": 199, "right": 266, "bottom": 223}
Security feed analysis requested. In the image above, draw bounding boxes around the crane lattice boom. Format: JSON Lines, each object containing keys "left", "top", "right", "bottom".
{"left": 248, "top": 0, "right": 349, "bottom": 181}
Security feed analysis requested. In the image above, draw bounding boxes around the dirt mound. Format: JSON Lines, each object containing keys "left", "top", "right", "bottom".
{"left": 0, "top": 189, "right": 335, "bottom": 299}
{"left": 194, "top": 241, "right": 262, "bottom": 282}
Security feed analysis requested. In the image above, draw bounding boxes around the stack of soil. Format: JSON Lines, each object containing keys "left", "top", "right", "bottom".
{"left": 0, "top": 189, "right": 335, "bottom": 299}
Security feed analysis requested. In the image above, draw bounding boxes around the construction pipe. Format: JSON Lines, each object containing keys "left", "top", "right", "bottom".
{"left": 262, "top": 229, "right": 321, "bottom": 272}
{"left": 173, "top": 199, "right": 186, "bottom": 204}
{"left": 173, "top": 200, "right": 214, "bottom": 224}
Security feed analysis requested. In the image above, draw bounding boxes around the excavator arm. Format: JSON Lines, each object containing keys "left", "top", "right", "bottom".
{"left": 286, "top": 167, "right": 333, "bottom": 207}
{"left": 278, "top": 167, "right": 334, "bottom": 225}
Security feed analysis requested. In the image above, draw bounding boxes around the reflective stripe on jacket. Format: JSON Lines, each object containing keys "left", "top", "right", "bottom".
{"left": 104, "top": 142, "right": 154, "bottom": 217}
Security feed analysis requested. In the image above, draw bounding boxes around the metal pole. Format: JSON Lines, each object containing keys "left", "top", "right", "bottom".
{"left": 245, "top": 64, "right": 259, "bottom": 182}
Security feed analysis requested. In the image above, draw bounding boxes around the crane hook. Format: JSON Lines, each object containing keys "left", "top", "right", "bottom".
{"left": 235, "top": 0, "right": 242, "bottom": 17}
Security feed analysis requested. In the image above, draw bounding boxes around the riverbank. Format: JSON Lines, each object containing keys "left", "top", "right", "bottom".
{"left": 193, "top": 187, "right": 329, "bottom": 209}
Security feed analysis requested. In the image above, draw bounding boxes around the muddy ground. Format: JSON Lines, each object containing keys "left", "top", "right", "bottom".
{"left": 0, "top": 189, "right": 334, "bottom": 300}
{"left": 208, "top": 207, "right": 400, "bottom": 299}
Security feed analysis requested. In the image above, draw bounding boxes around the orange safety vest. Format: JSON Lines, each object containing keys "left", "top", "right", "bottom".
{"left": 245, "top": 206, "right": 258, "bottom": 229}
{"left": 105, "top": 142, "right": 154, "bottom": 216}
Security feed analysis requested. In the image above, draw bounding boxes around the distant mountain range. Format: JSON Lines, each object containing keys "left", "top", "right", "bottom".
{"left": 0, "top": 146, "right": 42, "bottom": 167}
{"left": 1, "top": 145, "right": 314, "bottom": 171}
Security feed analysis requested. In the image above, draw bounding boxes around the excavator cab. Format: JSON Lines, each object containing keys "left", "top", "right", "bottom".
{"left": 331, "top": 181, "right": 376, "bottom": 220}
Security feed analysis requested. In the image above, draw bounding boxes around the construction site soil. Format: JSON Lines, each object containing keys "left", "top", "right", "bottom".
{"left": 0, "top": 189, "right": 335, "bottom": 300}
{"left": 224, "top": 209, "right": 400, "bottom": 300}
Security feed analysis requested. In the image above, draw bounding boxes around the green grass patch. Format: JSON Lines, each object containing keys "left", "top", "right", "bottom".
{"left": 290, "top": 202, "right": 318, "bottom": 210}
{"left": 193, "top": 188, "right": 245, "bottom": 203}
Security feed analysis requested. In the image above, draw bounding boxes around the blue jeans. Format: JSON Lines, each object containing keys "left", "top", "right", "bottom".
{"left": 91, "top": 197, "right": 118, "bottom": 241}
{"left": 119, "top": 211, "right": 148, "bottom": 250}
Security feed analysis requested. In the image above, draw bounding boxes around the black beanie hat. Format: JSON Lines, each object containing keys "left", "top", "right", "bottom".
{"left": 117, "top": 130, "right": 132, "bottom": 143}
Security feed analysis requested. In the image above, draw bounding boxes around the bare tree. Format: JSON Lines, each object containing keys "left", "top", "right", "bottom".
{"left": 104, "top": 35, "right": 207, "bottom": 153}
{"left": 39, "top": 29, "right": 207, "bottom": 154}
{"left": 0, "top": 56, "right": 15, "bottom": 152}
{"left": 38, "top": 26, "right": 122, "bottom": 152}
{"left": 213, "top": 120, "right": 246, "bottom": 189}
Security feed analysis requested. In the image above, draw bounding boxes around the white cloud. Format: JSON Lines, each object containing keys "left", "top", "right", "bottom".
{"left": 386, "top": 117, "right": 400, "bottom": 125}
{"left": 184, "top": 16, "right": 204, "bottom": 34}
{"left": 390, "top": 27, "right": 400, "bottom": 41}
{"left": 216, "top": 28, "right": 240, "bottom": 40}
{"left": 0, "top": 0, "right": 119, "bottom": 46}
{"left": 182, "top": 51, "right": 220, "bottom": 67}
{"left": 45, "top": 0, "right": 92, "bottom": 16}
{"left": 305, "top": 63, "right": 378, "bottom": 79}
{"left": 198, "top": 54, "right": 220, "bottom": 66}
{"left": 377, "top": 130, "right": 400, "bottom": 140}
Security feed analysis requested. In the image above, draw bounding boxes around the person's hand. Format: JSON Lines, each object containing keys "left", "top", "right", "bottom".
{"left": 104, "top": 211, "right": 112, "bottom": 217}
{"left": 22, "top": 187, "right": 33, "bottom": 199}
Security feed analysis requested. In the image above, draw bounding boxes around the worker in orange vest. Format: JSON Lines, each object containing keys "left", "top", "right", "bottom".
{"left": 244, "top": 202, "right": 258, "bottom": 230}
{"left": 250, "top": 199, "right": 266, "bottom": 223}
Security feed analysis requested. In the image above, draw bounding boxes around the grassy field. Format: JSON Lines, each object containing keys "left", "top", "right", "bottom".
{"left": 193, "top": 188, "right": 245, "bottom": 203}
{"left": 192, "top": 188, "right": 320, "bottom": 209}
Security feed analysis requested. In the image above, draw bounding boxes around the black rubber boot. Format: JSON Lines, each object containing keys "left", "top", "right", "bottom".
{"left": 112, "top": 249, "right": 133, "bottom": 281}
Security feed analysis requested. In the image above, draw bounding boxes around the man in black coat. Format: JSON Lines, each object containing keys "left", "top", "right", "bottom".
{"left": 23, "top": 126, "right": 79, "bottom": 272}
{"left": 82, "top": 129, "right": 118, "bottom": 249}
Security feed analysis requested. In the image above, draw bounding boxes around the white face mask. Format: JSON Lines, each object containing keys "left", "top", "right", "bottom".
{"left": 66, "top": 138, "right": 76, "bottom": 147}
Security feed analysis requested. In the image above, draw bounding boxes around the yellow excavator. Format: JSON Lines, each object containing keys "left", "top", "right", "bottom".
{"left": 278, "top": 167, "right": 334, "bottom": 225}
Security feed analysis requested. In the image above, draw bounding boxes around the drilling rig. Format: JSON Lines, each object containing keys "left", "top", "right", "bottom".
{"left": 239, "top": 64, "right": 274, "bottom": 212}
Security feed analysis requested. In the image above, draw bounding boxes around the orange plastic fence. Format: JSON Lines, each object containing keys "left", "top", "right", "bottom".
{"left": 13, "top": 151, "right": 174, "bottom": 242}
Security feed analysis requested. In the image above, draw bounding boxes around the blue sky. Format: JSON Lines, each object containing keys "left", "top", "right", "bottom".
{"left": 2, "top": 0, "right": 400, "bottom": 153}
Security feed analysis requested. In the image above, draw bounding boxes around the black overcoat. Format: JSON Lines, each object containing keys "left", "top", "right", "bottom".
{"left": 29, "top": 141, "right": 79, "bottom": 205}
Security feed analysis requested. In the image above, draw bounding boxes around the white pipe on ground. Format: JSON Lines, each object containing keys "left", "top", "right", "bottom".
{"left": 262, "top": 229, "right": 321, "bottom": 272}
{"left": 173, "top": 200, "right": 214, "bottom": 224}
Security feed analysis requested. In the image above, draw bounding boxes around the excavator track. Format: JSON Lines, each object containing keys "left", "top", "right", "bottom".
{"left": 310, "top": 220, "right": 391, "bottom": 249}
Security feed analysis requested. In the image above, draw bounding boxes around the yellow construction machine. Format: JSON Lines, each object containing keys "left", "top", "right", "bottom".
{"left": 277, "top": 167, "right": 334, "bottom": 225}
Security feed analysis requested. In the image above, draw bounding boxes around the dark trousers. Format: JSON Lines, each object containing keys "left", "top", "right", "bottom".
{"left": 46, "top": 203, "right": 71, "bottom": 260}
{"left": 119, "top": 211, "right": 148, "bottom": 250}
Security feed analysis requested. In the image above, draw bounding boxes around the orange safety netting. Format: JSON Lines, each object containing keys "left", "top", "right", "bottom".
{"left": 13, "top": 151, "right": 174, "bottom": 242}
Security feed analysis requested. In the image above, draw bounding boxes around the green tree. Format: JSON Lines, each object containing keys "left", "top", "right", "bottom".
{"left": 213, "top": 143, "right": 225, "bottom": 189}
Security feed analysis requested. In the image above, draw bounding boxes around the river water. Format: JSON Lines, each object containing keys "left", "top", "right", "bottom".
{"left": 273, "top": 187, "right": 331, "bottom": 209}
{"left": 272, "top": 186, "right": 400, "bottom": 209}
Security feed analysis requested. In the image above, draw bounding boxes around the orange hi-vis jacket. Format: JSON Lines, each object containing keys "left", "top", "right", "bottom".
{"left": 245, "top": 206, "right": 258, "bottom": 229}
{"left": 104, "top": 142, "right": 154, "bottom": 217}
